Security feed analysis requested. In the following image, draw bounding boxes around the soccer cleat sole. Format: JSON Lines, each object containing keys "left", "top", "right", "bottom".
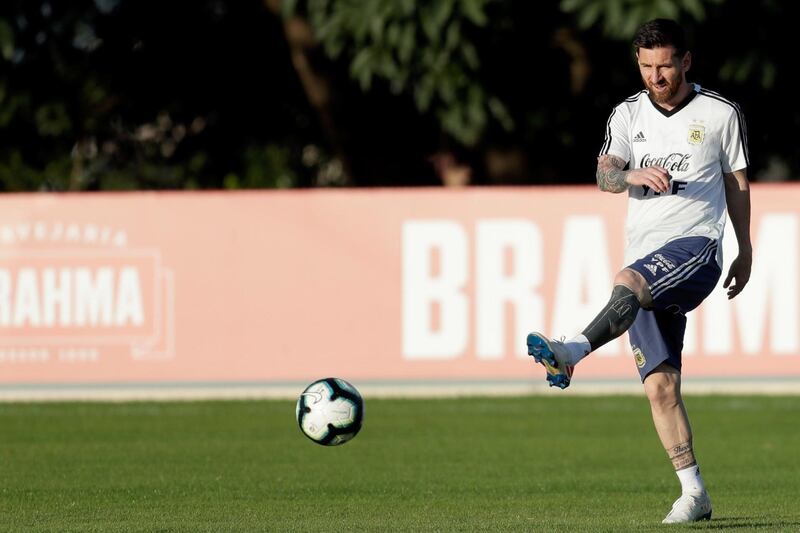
{"left": 663, "top": 510, "right": 712, "bottom": 524}
{"left": 526, "top": 333, "right": 571, "bottom": 389}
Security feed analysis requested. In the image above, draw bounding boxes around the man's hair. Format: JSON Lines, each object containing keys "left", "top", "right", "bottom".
{"left": 633, "top": 19, "right": 688, "bottom": 57}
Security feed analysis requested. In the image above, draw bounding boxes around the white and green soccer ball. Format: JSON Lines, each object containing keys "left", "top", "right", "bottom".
{"left": 296, "top": 377, "right": 364, "bottom": 446}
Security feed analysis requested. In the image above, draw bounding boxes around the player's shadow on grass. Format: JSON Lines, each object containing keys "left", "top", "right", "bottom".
{"left": 692, "top": 517, "right": 800, "bottom": 530}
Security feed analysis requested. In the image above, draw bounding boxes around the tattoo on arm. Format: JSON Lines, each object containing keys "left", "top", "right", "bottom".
{"left": 667, "top": 441, "right": 697, "bottom": 471}
{"left": 596, "top": 155, "right": 629, "bottom": 193}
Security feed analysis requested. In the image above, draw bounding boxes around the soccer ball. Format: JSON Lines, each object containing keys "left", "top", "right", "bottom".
{"left": 296, "top": 377, "right": 364, "bottom": 446}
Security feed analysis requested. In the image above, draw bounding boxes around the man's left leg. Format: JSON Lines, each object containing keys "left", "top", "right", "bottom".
{"left": 644, "top": 363, "right": 712, "bottom": 523}
{"left": 527, "top": 268, "right": 647, "bottom": 389}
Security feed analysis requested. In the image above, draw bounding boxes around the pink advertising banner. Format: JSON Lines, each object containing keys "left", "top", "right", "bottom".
{"left": 0, "top": 185, "right": 798, "bottom": 386}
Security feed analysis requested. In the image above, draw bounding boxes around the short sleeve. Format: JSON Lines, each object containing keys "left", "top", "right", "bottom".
{"left": 598, "top": 105, "right": 630, "bottom": 163}
{"left": 720, "top": 105, "right": 749, "bottom": 173}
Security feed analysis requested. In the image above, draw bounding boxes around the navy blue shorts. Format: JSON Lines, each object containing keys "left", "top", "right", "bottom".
{"left": 626, "top": 236, "right": 721, "bottom": 381}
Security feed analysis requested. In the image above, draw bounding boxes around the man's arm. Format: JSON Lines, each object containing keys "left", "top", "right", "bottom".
{"left": 722, "top": 169, "right": 752, "bottom": 299}
{"left": 596, "top": 154, "right": 630, "bottom": 193}
{"left": 596, "top": 154, "right": 671, "bottom": 194}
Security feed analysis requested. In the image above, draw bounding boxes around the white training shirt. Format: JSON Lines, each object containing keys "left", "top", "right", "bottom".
{"left": 599, "top": 83, "right": 749, "bottom": 265}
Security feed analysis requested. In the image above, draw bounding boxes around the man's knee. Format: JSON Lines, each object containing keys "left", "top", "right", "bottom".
{"left": 644, "top": 366, "right": 681, "bottom": 408}
{"left": 614, "top": 268, "right": 652, "bottom": 307}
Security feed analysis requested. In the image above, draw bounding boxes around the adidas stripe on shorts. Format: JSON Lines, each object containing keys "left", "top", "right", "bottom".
{"left": 626, "top": 236, "right": 721, "bottom": 381}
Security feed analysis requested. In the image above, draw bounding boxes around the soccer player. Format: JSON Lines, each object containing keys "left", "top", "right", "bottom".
{"left": 526, "top": 19, "right": 751, "bottom": 524}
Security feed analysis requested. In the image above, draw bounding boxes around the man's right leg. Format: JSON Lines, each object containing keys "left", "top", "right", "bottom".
{"left": 643, "top": 364, "right": 694, "bottom": 467}
{"left": 644, "top": 364, "right": 712, "bottom": 523}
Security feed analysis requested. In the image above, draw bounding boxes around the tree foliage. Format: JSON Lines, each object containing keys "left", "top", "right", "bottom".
{"left": 561, "top": 0, "right": 722, "bottom": 37}
{"left": 0, "top": 0, "right": 797, "bottom": 191}
{"left": 0, "top": 0, "right": 317, "bottom": 191}
{"left": 283, "top": 0, "right": 513, "bottom": 146}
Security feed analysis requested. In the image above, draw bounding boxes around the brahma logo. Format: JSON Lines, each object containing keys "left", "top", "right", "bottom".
{"left": 0, "top": 222, "right": 174, "bottom": 363}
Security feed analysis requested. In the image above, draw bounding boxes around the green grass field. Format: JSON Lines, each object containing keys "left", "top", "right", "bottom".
{"left": 1, "top": 395, "right": 798, "bottom": 532}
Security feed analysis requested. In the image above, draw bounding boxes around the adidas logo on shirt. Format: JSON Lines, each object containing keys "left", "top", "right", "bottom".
{"left": 633, "top": 131, "right": 647, "bottom": 142}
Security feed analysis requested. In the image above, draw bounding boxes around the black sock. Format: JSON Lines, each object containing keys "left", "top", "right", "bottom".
{"left": 581, "top": 284, "right": 641, "bottom": 351}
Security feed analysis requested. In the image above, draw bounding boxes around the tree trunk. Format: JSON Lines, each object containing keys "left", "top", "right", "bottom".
{"left": 264, "top": 0, "right": 353, "bottom": 186}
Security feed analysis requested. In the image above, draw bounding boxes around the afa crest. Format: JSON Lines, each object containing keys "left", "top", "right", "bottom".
{"left": 688, "top": 124, "right": 705, "bottom": 145}
{"left": 633, "top": 346, "right": 647, "bottom": 368}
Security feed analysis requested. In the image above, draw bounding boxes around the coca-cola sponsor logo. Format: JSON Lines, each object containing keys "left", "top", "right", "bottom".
{"left": 640, "top": 153, "right": 691, "bottom": 172}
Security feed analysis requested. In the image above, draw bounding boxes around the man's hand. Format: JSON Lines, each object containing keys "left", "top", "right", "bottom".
{"left": 623, "top": 166, "right": 671, "bottom": 193}
{"left": 723, "top": 253, "right": 752, "bottom": 299}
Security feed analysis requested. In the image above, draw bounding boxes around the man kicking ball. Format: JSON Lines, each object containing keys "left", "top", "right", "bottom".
{"left": 527, "top": 18, "right": 751, "bottom": 524}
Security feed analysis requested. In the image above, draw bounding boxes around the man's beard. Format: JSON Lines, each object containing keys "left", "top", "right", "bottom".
{"left": 645, "top": 76, "right": 681, "bottom": 104}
